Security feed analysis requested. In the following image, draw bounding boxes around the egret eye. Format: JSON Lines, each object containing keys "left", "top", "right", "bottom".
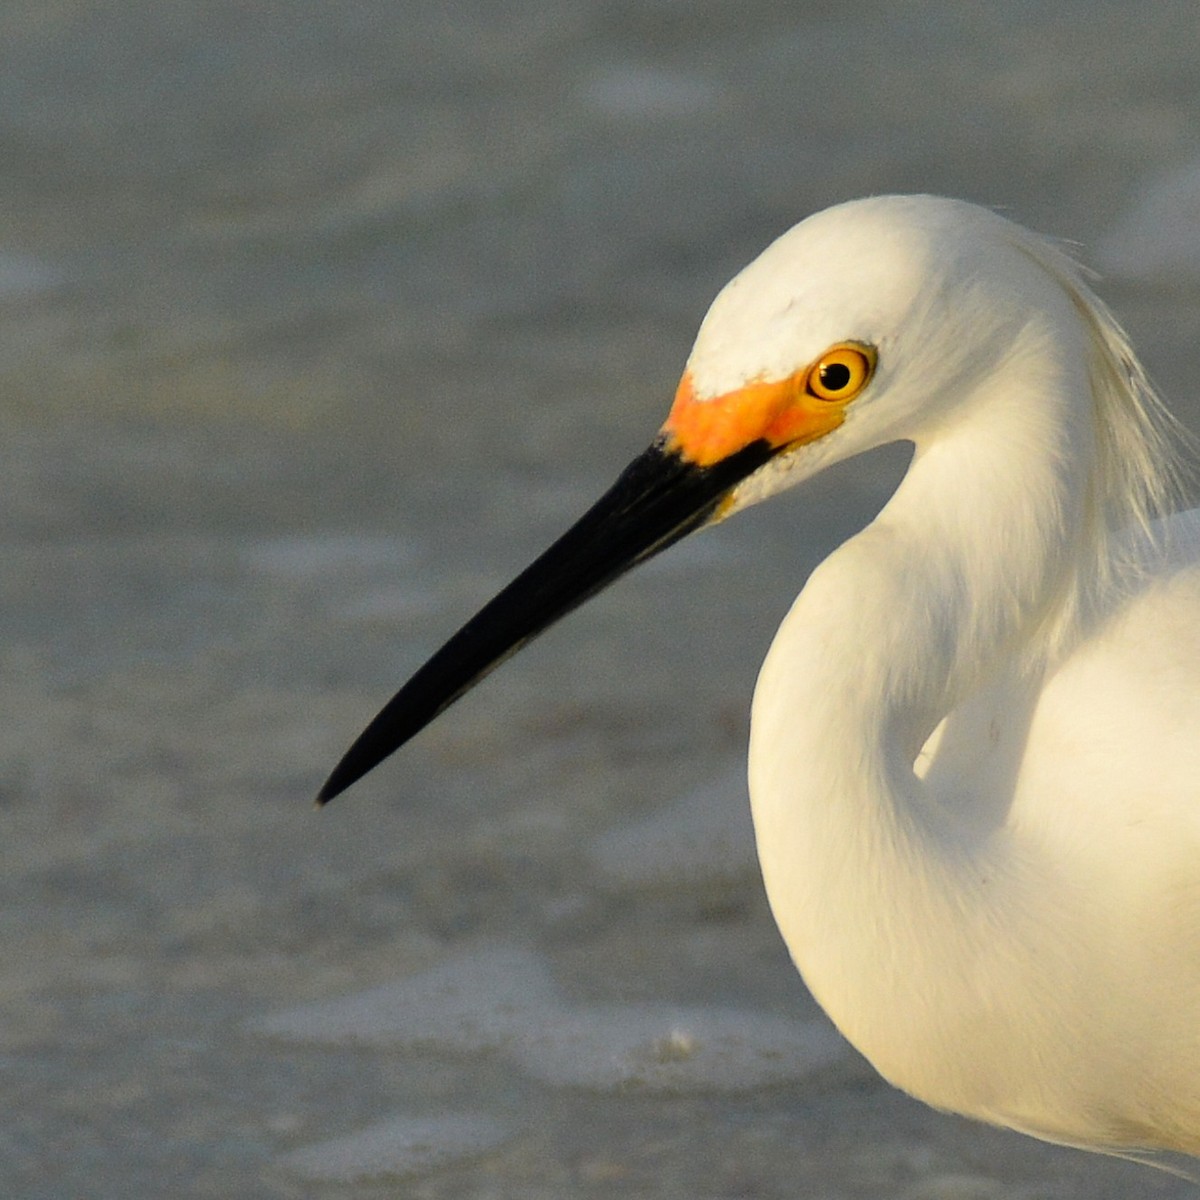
{"left": 806, "top": 344, "right": 876, "bottom": 402}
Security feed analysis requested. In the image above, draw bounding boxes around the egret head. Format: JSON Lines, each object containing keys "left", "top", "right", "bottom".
{"left": 317, "top": 195, "right": 1177, "bottom": 803}
{"left": 663, "top": 194, "right": 1100, "bottom": 517}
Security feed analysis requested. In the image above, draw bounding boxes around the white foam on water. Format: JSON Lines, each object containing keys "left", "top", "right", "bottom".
{"left": 252, "top": 941, "right": 848, "bottom": 1093}
{"left": 588, "top": 765, "right": 758, "bottom": 890}
{"left": 1095, "top": 163, "right": 1200, "bottom": 284}
{"left": 514, "top": 1003, "right": 847, "bottom": 1091}
{"left": 251, "top": 944, "right": 560, "bottom": 1049}
{"left": 279, "top": 1112, "right": 512, "bottom": 1181}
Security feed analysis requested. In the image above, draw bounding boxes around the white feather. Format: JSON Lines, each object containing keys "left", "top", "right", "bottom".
{"left": 686, "top": 196, "right": 1200, "bottom": 1156}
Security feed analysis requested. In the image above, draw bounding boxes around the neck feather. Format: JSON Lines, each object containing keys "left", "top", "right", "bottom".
{"left": 747, "top": 266, "right": 1186, "bottom": 934}
{"left": 743, "top": 227, "right": 1187, "bottom": 1110}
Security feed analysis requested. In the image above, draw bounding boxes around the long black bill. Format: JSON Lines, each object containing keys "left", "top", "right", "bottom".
{"left": 316, "top": 436, "right": 776, "bottom": 804}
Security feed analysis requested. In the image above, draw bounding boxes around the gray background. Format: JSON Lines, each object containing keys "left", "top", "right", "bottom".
{"left": 4, "top": 1, "right": 1200, "bottom": 1196}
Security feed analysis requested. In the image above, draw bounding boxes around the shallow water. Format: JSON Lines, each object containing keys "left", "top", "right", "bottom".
{"left": 4, "top": 1, "right": 1200, "bottom": 1195}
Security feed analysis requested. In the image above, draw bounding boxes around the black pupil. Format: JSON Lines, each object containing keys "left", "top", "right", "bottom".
{"left": 820, "top": 361, "right": 852, "bottom": 391}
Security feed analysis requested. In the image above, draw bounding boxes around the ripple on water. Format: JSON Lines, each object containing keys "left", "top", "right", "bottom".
{"left": 252, "top": 941, "right": 847, "bottom": 1095}
{"left": 279, "top": 1112, "right": 513, "bottom": 1182}
{"left": 587, "top": 765, "right": 758, "bottom": 891}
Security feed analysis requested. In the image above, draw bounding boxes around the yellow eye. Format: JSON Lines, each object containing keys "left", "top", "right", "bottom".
{"left": 805, "top": 343, "right": 876, "bottom": 402}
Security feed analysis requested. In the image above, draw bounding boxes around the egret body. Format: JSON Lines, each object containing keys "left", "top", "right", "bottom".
{"left": 319, "top": 196, "right": 1200, "bottom": 1160}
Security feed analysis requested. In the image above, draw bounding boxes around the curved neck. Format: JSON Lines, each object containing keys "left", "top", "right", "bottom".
{"left": 746, "top": 335, "right": 1097, "bottom": 1049}
{"left": 872, "top": 389, "right": 1093, "bottom": 751}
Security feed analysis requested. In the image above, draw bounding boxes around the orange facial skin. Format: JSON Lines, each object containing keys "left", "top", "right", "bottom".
{"left": 661, "top": 344, "right": 876, "bottom": 468}
{"left": 661, "top": 370, "right": 842, "bottom": 467}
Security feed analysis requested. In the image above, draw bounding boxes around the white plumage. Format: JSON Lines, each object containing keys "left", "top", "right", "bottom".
{"left": 320, "top": 194, "right": 1200, "bottom": 1162}
{"left": 719, "top": 197, "right": 1200, "bottom": 1156}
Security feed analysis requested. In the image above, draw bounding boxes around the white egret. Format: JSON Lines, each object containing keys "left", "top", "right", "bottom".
{"left": 318, "top": 195, "right": 1200, "bottom": 1161}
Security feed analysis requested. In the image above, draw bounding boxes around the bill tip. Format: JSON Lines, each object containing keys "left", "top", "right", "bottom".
{"left": 314, "top": 778, "right": 342, "bottom": 808}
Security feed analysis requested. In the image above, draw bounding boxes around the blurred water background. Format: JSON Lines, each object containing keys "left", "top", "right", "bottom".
{"left": 4, "top": 2, "right": 1200, "bottom": 1196}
